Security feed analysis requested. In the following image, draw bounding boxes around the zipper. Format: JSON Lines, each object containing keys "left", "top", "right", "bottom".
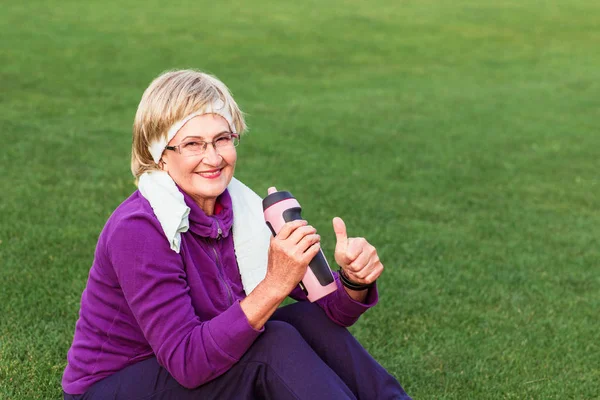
{"left": 211, "top": 220, "right": 232, "bottom": 306}
{"left": 215, "top": 219, "right": 222, "bottom": 240}
{"left": 212, "top": 245, "right": 233, "bottom": 306}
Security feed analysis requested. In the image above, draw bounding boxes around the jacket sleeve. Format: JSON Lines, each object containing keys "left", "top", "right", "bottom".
{"left": 107, "top": 215, "right": 263, "bottom": 389}
{"left": 289, "top": 271, "right": 379, "bottom": 327}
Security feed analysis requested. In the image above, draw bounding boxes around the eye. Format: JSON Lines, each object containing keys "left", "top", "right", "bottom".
{"left": 214, "top": 136, "right": 232, "bottom": 146}
{"left": 183, "top": 141, "right": 203, "bottom": 149}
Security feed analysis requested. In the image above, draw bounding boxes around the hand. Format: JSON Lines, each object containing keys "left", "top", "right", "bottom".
{"left": 333, "top": 217, "right": 383, "bottom": 286}
{"left": 265, "top": 219, "right": 322, "bottom": 296}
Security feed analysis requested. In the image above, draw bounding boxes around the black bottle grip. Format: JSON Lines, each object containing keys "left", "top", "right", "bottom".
{"left": 265, "top": 221, "right": 276, "bottom": 236}
{"left": 309, "top": 250, "right": 335, "bottom": 285}
{"left": 282, "top": 207, "right": 303, "bottom": 222}
{"left": 280, "top": 205, "right": 334, "bottom": 286}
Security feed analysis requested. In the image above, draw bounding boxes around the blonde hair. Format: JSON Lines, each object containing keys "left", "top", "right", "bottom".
{"left": 131, "top": 69, "right": 247, "bottom": 179}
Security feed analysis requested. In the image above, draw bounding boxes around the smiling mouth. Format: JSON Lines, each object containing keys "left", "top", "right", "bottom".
{"left": 196, "top": 169, "right": 222, "bottom": 179}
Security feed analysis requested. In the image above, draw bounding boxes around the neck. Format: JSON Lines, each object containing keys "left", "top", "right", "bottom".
{"left": 194, "top": 196, "right": 216, "bottom": 216}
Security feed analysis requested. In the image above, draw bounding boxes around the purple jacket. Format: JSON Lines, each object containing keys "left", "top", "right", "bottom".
{"left": 62, "top": 187, "right": 378, "bottom": 394}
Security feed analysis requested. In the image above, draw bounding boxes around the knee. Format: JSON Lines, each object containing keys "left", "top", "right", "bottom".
{"left": 261, "top": 320, "right": 303, "bottom": 346}
{"left": 241, "top": 321, "right": 309, "bottom": 365}
{"left": 291, "top": 301, "right": 329, "bottom": 321}
{"left": 251, "top": 321, "right": 305, "bottom": 352}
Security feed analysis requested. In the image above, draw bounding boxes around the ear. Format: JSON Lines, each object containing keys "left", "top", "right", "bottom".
{"left": 159, "top": 158, "right": 168, "bottom": 171}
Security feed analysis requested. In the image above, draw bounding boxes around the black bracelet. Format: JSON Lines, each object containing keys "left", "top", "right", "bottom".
{"left": 338, "top": 269, "right": 375, "bottom": 291}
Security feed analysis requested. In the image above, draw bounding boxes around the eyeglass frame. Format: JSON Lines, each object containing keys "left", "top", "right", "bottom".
{"left": 164, "top": 133, "right": 240, "bottom": 156}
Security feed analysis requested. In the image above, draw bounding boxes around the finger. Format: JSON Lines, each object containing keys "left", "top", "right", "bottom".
{"left": 346, "top": 246, "right": 371, "bottom": 273}
{"left": 296, "top": 233, "right": 320, "bottom": 253}
{"left": 345, "top": 262, "right": 375, "bottom": 284}
{"left": 333, "top": 217, "right": 348, "bottom": 250}
{"left": 287, "top": 225, "right": 318, "bottom": 245}
{"left": 346, "top": 238, "right": 368, "bottom": 263}
{"left": 358, "top": 257, "right": 383, "bottom": 283}
{"left": 276, "top": 220, "right": 307, "bottom": 240}
{"left": 356, "top": 254, "right": 381, "bottom": 279}
{"left": 301, "top": 241, "right": 321, "bottom": 264}
{"left": 333, "top": 217, "right": 350, "bottom": 265}
{"left": 343, "top": 268, "right": 364, "bottom": 284}
{"left": 364, "top": 263, "right": 384, "bottom": 284}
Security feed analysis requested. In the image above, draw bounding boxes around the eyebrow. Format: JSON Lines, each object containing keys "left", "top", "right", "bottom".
{"left": 181, "top": 131, "right": 232, "bottom": 141}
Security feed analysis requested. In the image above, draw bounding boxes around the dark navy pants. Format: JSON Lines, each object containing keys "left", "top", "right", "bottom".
{"left": 64, "top": 302, "right": 411, "bottom": 399}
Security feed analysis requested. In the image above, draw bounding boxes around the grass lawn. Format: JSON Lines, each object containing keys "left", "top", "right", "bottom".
{"left": 1, "top": 0, "right": 599, "bottom": 398}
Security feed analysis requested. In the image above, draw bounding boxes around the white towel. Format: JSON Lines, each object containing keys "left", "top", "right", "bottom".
{"left": 137, "top": 171, "right": 270, "bottom": 295}
{"left": 138, "top": 171, "right": 190, "bottom": 253}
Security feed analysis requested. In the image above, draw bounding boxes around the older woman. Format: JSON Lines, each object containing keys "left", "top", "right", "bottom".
{"left": 62, "top": 70, "right": 411, "bottom": 399}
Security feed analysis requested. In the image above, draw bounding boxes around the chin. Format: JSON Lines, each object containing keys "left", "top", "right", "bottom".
{"left": 191, "top": 174, "right": 231, "bottom": 198}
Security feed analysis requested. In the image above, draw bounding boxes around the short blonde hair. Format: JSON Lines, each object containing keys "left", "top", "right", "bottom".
{"left": 131, "top": 69, "right": 247, "bottom": 179}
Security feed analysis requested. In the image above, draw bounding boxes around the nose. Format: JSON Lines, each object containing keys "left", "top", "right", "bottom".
{"left": 202, "top": 144, "right": 222, "bottom": 166}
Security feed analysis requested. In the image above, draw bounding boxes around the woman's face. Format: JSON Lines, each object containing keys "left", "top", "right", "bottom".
{"left": 161, "top": 114, "right": 237, "bottom": 211}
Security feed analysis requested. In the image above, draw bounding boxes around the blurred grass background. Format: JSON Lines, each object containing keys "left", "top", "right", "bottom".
{"left": 1, "top": 0, "right": 599, "bottom": 398}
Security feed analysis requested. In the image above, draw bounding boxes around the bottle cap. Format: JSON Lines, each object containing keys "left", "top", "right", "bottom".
{"left": 262, "top": 190, "right": 296, "bottom": 211}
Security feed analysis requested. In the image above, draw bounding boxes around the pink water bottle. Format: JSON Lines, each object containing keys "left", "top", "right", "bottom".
{"left": 263, "top": 187, "right": 337, "bottom": 302}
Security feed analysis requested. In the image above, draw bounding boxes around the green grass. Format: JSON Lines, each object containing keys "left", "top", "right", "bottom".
{"left": 1, "top": 0, "right": 599, "bottom": 398}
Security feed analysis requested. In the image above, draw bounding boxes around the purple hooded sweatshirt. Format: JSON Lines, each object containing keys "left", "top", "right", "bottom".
{"left": 62, "top": 187, "right": 378, "bottom": 395}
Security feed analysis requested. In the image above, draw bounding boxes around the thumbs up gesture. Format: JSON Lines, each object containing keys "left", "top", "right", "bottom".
{"left": 333, "top": 217, "right": 383, "bottom": 287}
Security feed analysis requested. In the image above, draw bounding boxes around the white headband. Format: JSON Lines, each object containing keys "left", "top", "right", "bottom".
{"left": 148, "top": 99, "right": 237, "bottom": 164}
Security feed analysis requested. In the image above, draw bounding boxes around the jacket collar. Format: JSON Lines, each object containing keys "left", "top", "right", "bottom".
{"left": 178, "top": 187, "right": 234, "bottom": 239}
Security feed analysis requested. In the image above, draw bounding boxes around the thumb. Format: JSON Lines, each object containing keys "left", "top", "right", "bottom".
{"left": 333, "top": 217, "right": 348, "bottom": 254}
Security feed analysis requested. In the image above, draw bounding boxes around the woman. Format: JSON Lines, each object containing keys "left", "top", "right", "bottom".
{"left": 62, "top": 69, "right": 411, "bottom": 399}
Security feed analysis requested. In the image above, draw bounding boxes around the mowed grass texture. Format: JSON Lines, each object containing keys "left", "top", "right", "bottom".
{"left": 1, "top": 0, "right": 599, "bottom": 398}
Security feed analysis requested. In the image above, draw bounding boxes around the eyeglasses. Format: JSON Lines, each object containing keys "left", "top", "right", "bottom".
{"left": 165, "top": 133, "right": 240, "bottom": 157}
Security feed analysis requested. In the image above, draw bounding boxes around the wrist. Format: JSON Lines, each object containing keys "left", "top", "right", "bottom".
{"left": 241, "top": 278, "right": 287, "bottom": 331}
{"left": 343, "top": 285, "right": 368, "bottom": 303}
{"left": 262, "top": 273, "right": 293, "bottom": 301}
{"left": 338, "top": 268, "right": 375, "bottom": 291}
